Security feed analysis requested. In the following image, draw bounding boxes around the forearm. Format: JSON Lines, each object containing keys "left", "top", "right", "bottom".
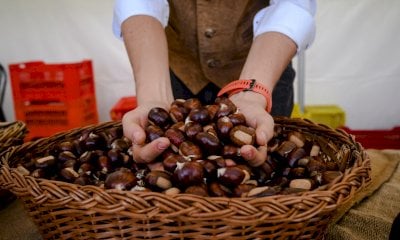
{"left": 121, "top": 15, "right": 173, "bottom": 107}
{"left": 240, "top": 31, "right": 297, "bottom": 91}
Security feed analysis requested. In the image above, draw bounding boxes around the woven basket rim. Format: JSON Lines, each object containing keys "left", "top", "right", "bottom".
{"left": 0, "top": 121, "right": 27, "bottom": 154}
{"left": 0, "top": 117, "right": 371, "bottom": 223}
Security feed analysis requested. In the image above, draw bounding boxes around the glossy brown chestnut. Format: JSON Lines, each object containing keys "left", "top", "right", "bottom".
{"left": 145, "top": 170, "right": 173, "bottom": 190}
{"left": 145, "top": 124, "right": 164, "bottom": 142}
{"left": 184, "top": 122, "right": 203, "bottom": 140}
{"left": 104, "top": 168, "right": 137, "bottom": 190}
{"left": 188, "top": 107, "right": 210, "bottom": 125}
{"left": 178, "top": 141, "right": 202, "bottom": 160}
{"left": 164, "top": 128, "right": 186, "bottom": 150}
{"left": 217, "top": 116, "right": 233, "bottom": 139}
{"left": 195, "top": 132, "right": 221, "bottom": 155}
{"left": 229, "top": 125, "right": 256, "bottom": 146}
{"left": 174, "top": 161, "right": 204, "bottom": 188}
{"left": 217, "top": 166, "right": 246, "bottom": 188}
{"left": 185, "top": 184, "right": 209, "bottom": 197}
{"left": 148, "top": 107, "right": 171, "bottom": 129}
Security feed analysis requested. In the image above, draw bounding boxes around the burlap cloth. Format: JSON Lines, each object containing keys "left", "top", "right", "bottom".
{"left": 0, "top": 149, "right": 399, "bottom": 240}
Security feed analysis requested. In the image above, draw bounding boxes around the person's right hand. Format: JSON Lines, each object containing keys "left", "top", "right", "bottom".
{"left": 122, "top": 102, "right": 171, "bottom": 164}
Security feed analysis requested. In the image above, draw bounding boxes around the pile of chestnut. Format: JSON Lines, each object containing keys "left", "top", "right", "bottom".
{"left": 16, "top": 97, "right": 344, "bottom": 198}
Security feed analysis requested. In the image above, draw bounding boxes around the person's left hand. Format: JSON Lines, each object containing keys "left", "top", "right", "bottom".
{"left": 229, "top": 91, "right": 274, "bottom": 167}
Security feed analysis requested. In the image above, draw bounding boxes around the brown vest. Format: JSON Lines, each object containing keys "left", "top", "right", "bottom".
{"left": 166, "top": 0, "right": 269, "bottom": 94}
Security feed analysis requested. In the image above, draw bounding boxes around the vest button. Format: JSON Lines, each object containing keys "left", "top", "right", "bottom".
{"left": 204, "top": 28, "right": 216, "bottom": 38}
{"left": 207, "top": 59, "right": 220, "bottom": 68}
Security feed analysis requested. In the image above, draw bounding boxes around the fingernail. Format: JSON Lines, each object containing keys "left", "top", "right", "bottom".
{"left": 157, "top": 142, "right": 169, "bottom": 150}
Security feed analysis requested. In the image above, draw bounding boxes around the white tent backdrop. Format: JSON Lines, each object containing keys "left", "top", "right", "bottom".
{"left": 0, "top": 0, "right": 399, "bottom": 130}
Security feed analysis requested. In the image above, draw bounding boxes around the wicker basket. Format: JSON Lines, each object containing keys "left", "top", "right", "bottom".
{"left": 0, "top": 118, "right": 371, "bottom": 240}
{"left": 0, "top": 121, "right": 27, "bottom": 208}
{"left": 0, "top": 121, "right": 27, "bottom": 154}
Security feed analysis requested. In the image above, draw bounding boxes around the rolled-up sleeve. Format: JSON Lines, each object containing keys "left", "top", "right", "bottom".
{"left": 253, "top": 0, "right": 316, "bottom": 51}
{"left": 112, "top": 0, "right": 170, "bottom": 38}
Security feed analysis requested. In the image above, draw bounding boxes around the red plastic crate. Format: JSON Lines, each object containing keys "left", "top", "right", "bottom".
{"left": 110, "top": 96, "right": 137, "bottom": 121}
{"left": 341, "top": 126, "right": 400, "bottom": 149}
{"left": 9, "top": 60, "right": 99, "bottom": 140}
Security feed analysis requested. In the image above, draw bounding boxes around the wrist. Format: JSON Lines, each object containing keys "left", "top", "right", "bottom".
{"left": 217, "top": 79, "right": 272, "bottom": 112}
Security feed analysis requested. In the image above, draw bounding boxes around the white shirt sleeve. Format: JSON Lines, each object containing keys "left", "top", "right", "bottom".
{"left": 112, "top": 0, "right": 169, "bottom": 39}
{"left": 112, "top": 0, "right": 316, "bottom": 52}
{"left": 253, "top": 0, "right": 317, "bottom": 51}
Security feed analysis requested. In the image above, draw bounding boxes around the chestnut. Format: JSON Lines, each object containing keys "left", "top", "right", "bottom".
{"left": 205, "top": 104, "right": 220, "bottom": 121}
{"left": 145, "top": 125, "right": 164, "bottom": 142}
{"left": 309, "top": 144, "right": 321, "bottom": 157}
{"left": 169, "top": 104, "right": 189, "bottom": 123}
{"left": 185, "top": 184, "right": 209, "bottom": 197}
{"left": 79, "top": 150, "right": 97, "bottom": 164}
{"left": 74, "top": 175, "right": 92, "bottom": 186}
{"left": 111, "top": 138, "right": 130, "bottom": 152}
{"left": 170, "top": 121, "right": 185, "bottom": 132}
{"left": 195, "top": 132, "right": 221, "bottom": 155}
{"left": 215, "top": 97, "right": 237, "bottom": 118}
{"left": 178, "top": 141, "right": 202, "bottom": 161}
{"left": 228, "top": 112, "right": 246, "bottom": 126}
{"left": 217, "top": 166, "right": 246, "bottom": 188}
{"left": 183, "top": 98, "right": 202, "bottom": 111}
{"left": 145, "top": 170, "right": 173, "bottom": 190}
{"left": 221, "top": 145, "right": 240, "bottom": 160}
{"left": 57, "top": 151, "right": 77, "bottom": 163}
{"left": 217, "top": 116, "right": 233, "bottom": 139}
{"left": 107, "top": 149, "right": 123, "bottom": 168}
{"left": 58, "top": 141, "right": 75, "bottom": 153}
{"left": 164, "top": 187, "right": 181, "bottom": 195}
{"left": 148, "top": 107, "right": 171, "bottom": 129}
{"left": 209, "top": 182, "right": 231, "bottom": 197}
{"left": 162, "top": 153, "right": 186, "bottom": 173}
{"left": 275, "top": 141, "right": 297, "bottom": 157}
{"left": 288, "top": 131, "right": 306, "bottom": 148}
{"left": 200, "top": 159, "right": 218, "bottom": 180}
{"left": 60, "top": 167, "right": 80, "bottom": 182}
{"left": 78, "top": 162, "right": 94, "bottom": 176}
{"left": 246, "top": 186, "right": 281, "bottom": 197}
{"left": 287, "top": 148, "right": 307, "bottom": 167}
{"left": 184, "top": 122, "right": 203, "bottom": 140}
{"left": 204, "top": 155, "right": 222, "bottom": 167}
{"left": 85, "top": 132, "right": 106, "bottom": 150}
{"left": 34, "top": 155, "right": 56, "bottom": 169}
{"left": 174, "top": 161, "right": 204, "bottom": 188}
{"left": 229, "top": 125, "right": 256, "bottom": 146}
{"left": 233, "top": 184, "right": 256, "bottom": 197}
{"left": 98, "top": 155, "right": 112, "bottom": 174}
{"left": 164, "top": 128, "right": 186, "bottom": 151}
{"left": 104, "top": 168, "right": 137, "bottom": 190}
{"left": 188, "top": 107, "right": 210, "bottom": 125}
{"left": 289, "top": 178, "right": 315, "bottom": 190}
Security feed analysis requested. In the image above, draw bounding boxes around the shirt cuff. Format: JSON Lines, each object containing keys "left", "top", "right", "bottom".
{"left": 253, "top": 0, "right": 316, "bottom": 52}
{"left": 112, "top": 0, "right": 170, "bottom": 39}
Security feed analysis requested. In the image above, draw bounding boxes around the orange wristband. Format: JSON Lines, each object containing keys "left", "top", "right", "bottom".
{"left": 217, "top": 79, "right": 272, "bottom": 113}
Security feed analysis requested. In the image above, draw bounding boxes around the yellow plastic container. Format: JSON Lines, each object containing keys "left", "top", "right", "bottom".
{"left": 291, "top": 104, "right": 346, "bottom": 129}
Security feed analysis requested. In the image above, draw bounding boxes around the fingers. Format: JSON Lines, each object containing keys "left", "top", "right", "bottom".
{"left": 254, "top": 113, "right": 274, "bottom": 146}
{"left": 122, "top": 110, "right": 146, "bottom": 145}
{"left": 132, "top": 137, "right": 170, "bottom": 163}
{"left": 122, "top": 108, "right": 170, "bottom": 163}
{"left": 240, "top": 145, "right": 268, "bottom": 167}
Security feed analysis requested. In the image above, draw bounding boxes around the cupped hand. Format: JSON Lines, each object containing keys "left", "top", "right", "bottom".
{"left": 122, "top": 102, "right": 171, "bottom": 164}
{"left": 229, "top": 91, "right": 274, "bottom": 167}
